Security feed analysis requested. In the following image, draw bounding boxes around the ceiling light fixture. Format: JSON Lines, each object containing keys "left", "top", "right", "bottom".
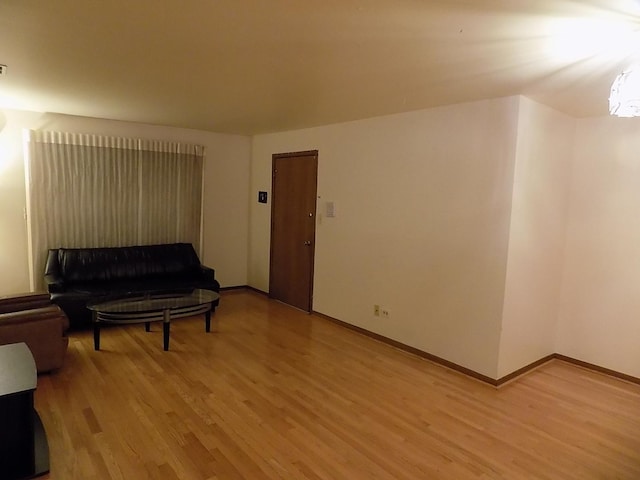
{"left": 609, "top": 65, "right": 640, "bottom": 117}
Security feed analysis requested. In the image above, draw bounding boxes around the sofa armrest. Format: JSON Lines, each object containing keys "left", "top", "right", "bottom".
{"left": 45, "top": 275, "right": 66, "bottom": 293}
{"left": 44, "top": 249, "right": 66, "bottom": 293}
{"left": 0, "top": 305, "right": 69, "bottom": 330}
{"left": 200, "top": 265, "right": 216, "bottom": 283}
{"left": 0, "top": 293, "right": 52, "bottom": 314}
{"left": 0, "top": 306, "right": 70, "bottom": 373}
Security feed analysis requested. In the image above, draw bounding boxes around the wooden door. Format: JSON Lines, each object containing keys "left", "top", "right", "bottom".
{"left": 269, "top": 151, "right": 318, "bottom": 312}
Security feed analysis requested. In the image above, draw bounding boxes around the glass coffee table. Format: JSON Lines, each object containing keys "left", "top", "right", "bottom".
{"left": 87, "top": 289, "right": 220, "bottom": 351}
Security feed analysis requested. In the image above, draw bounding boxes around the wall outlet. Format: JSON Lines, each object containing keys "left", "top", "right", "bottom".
{"left": 381, "top": 308, "right": 390, "bottom": 318}
{"left": 374, "top": 304, "right": 380, "bottom": 316}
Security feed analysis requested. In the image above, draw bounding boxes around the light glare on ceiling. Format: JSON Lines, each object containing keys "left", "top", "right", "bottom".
{"left": 548, "top": 16, "right": 640, "bottom": 118}
{"left": 548, "top": 18, "right": 639, "bottom": 62}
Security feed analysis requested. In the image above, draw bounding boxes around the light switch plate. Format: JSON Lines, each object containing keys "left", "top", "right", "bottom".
{"left": 326, "top": 201, "right": 335, "bottom": 217}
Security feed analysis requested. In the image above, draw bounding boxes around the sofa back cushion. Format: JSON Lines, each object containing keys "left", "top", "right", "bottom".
{"left": 57, "top": 243, "right": 201, "bottom": 283}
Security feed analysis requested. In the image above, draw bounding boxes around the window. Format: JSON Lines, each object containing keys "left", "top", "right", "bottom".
{"left": 25, "top": 130, "right": 204, "bottom": 290}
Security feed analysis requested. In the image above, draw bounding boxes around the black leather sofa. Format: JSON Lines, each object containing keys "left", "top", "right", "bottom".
{"left": 45, "top": 243, "right": 220, "bottom": 329}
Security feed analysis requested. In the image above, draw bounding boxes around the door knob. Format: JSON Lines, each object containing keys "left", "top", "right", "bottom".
{"left": 304, "top": 241, "right": 312, "bottom": 246}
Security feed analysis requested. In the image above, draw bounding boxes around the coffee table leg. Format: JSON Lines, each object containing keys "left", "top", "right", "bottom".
{"left": 91, "top": 311, "right": 100, "bottom": 350}
{"left": 205, "top": 309, "right": 211, "bottom": 333}
{"left": 94, "top": 318, "right": 101, "bottom": 351}
{"left": 145, "top": 322, "right": 151, "bottom": 332}
{"left": 163, "top": 309, "right": 170, "bottom": 351}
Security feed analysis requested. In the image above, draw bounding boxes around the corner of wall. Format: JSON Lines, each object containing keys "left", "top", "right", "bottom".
{"left": 497, "top": 98, "right": 576, "bottom": 378}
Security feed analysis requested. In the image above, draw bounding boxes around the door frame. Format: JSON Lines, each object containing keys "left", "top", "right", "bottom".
{"left": 269, "top": 150, "right": 318, "bottom": 312}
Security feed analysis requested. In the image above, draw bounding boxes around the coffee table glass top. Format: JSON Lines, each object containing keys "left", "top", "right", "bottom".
{"left": 87, "top": 289, "right": 219, "bottom": 314}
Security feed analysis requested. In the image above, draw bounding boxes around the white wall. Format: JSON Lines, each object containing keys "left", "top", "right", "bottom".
{"left": 5, "top": 100, "right": 638, "bottom": 381}
{"left": 0, "top": 110, "right": 32, "bottom": 293}
{"left": 557, "top": 115, "right": 640, "bottom": 379}
{"left": 250, "top": 97, "right": 520, "bottom": 378}
{"left": 497, "top": 98, "right": 575, "bottom": 377}
{"left": 0, "top": 108, "right": 251, "bottom": 294}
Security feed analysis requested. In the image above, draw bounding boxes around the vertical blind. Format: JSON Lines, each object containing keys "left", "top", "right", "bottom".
{"left": 25, "top": 130, "right": 204, "bottom": 290}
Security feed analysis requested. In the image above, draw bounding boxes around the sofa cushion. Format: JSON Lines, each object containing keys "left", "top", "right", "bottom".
{"left": 58, "top": 243, "right": 201, "bottom": 283}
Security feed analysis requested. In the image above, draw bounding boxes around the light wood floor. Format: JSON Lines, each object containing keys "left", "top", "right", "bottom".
{"left": 35, "top": 290, "right": 640, "bottom": 479}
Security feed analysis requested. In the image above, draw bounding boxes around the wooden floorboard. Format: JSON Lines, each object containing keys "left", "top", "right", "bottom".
{"left": 34, "top": 290, "right": 640, "bottom": 479}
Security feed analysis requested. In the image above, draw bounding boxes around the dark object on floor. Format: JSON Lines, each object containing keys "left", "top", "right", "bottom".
{"left": 0, "top": 342, "right": 49, "bottom": 479}
{"left": 45, "top": 243, "right": 220, "bottom": 329}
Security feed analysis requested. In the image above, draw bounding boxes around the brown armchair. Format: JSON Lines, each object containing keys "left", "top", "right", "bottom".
{"left": 0, "top": 292, "right": 70, "bottom": 373}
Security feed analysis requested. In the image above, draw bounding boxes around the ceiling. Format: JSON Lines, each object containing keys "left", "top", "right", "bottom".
{"left": 1, "top": 0, "right": 640, "bottom": 135}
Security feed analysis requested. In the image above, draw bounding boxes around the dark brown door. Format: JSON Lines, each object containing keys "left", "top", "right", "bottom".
{"left": 269, "top": 151, "right": 318, "bottom": 312}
